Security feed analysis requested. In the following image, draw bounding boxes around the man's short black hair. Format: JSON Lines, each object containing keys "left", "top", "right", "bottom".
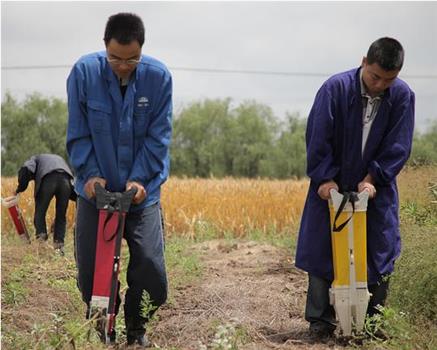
{"left": 367, "top": 37, "right": 404, "bottom": 71}
{"left": 104, "top": 13, "right": 145, "bottom": 47}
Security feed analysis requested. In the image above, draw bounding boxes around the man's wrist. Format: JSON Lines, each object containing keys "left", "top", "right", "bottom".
{"left": 363, "top": 174, "right": 374, "bottom": 185}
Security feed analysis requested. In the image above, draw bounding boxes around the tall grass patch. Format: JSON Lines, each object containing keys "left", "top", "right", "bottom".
{"left": 389, "top": 223, "right": 437, "bottom": 323}
{"left": 380, "top": 166, "right": 437, "bottom": 348}
{"left": 392, "top": 166, "right": 437, "bottom": 323}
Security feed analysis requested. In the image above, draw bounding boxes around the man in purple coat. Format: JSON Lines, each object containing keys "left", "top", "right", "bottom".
{"left": 295, "top": 37, "right": 415, "bottom": 338}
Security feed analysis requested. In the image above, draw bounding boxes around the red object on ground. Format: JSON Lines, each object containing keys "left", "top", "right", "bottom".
{"left": 2, "top": 196, "right": 31, "bottom": 243}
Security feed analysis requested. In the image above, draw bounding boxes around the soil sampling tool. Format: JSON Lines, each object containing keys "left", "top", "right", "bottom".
{"left": 329, "top": 189, "right": 371, "bottom": 336}
{"left": 89, "top": 183, "right": 137, "bottom": 344}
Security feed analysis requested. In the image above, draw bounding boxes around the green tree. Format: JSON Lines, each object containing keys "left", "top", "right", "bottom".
{"left": 408, "top": 121, "right": 437, "bottom": 166}
{"left": 170, "top": 99, "right": 280, "bottom": 178}
{"left": 6, "top": 93, "right": 432, "bottom": 180}
{"left": 231, "top": 101, "right": 278, "bottom": 177}
{"left": 171, "top": 99, "right": 235, "bottom": 177}
{"left": 263, "top": 113, "right": 307, "bottom": 179}
{"left": 1, "top": 93, "right": 68, "bottom": 176}
{"left": 170, "top": 98, "right": 307, "bottom": 179}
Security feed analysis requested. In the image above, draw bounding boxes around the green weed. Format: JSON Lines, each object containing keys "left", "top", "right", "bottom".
{"left": 364, "top": 306, "right": 411, "bottom": 343}
{"left": 2, "top": 265, "right": 31, "bottom": 306}
{"left": 165, "top": 237, "right": 203, "bottom": 289}
{"left": 354, "top": 305, "right": 437, "bottom": 350}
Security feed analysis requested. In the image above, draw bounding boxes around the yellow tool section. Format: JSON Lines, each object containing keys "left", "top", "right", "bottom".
{"left": 329, "top": 210, "right": 350, "bottom": 287}
{"left": 329, "top": 209, "right": 368, "bottom": 286}
{"left": 353, "top": 212, "right": 367, "bottom": 283}
{"left": 329, "top": 190, "right": 370, "bottom": 336}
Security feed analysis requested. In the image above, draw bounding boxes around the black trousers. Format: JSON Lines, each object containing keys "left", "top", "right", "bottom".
{"left": 34, "top": 172, "right": 72, "bottom": 243}
{"left": 74, "top": 197, "right": 167, "bottom": 336}
{"left": 305, "top": 274, "right": 389, "bottom": 331}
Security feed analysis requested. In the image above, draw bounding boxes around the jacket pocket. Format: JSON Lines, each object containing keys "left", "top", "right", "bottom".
{"left": 133, "top": 107, "right": 150, "bottom": 137}
{"left": 87, "top": 100, "right": 112, "bottom": 134}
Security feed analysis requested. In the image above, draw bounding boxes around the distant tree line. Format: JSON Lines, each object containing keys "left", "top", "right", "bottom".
{"left": 2, "top": 93, "right": 436, "bottom": 178}
{"left": 2, "top": 93, "right": 69, "bottom": 176}
{"left": 171, "top": 98, "right": 306, "bottom": 178}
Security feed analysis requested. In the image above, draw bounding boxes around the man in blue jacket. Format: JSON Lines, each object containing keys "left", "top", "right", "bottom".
{"left": 66, "top": 13, "right": 172, "bottom": 347}
{"left": 295, "top": 37, "right": 414, "bottom": 338}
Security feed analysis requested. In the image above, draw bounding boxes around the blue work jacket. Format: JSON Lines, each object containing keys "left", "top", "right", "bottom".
{"left": 66, "top": 51, "right": 172, "bottom": 210}
{"left": 295, "top": 68, "right": 415, "bottom": 284}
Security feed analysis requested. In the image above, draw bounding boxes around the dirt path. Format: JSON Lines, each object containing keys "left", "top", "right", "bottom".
{"left": 1, "top": 237, "right": 348, "bottom": 349}
{"left": 152, "top": 240, "right": 345, "bottom": 349}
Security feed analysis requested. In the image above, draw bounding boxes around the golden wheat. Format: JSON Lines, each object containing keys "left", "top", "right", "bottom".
{"left": 2, "top": 167, "right": 435, "bottom": 239}
{"left": 1, "top": 177, "right": 308, "bottom": 238}
{"left": 1, "top": 179, "right": 77, "bottom": 237}
{"left": 161, "top": 177, "right": 308, "bottom": 237}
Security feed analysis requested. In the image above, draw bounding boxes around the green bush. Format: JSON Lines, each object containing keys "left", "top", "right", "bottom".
{"left": 408, "top": 121, "right": 437, "bottom": 167}
{"left": 389, "top": 222, "right": 437, "bottom": 324}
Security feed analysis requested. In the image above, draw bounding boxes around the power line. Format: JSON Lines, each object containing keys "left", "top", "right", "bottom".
{"left": 170, "top": 66, "right": 329, "bottom": 77}
{"left": 2, "top": 65, "right": 72, "bottom": 70}
{"left": 2, "top": 64, "right": 437, "bottom": 80}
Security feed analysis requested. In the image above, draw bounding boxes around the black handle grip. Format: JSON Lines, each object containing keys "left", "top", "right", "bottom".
{"left": 332, "top": 191, "right": 359, "bottom": 232}
{"left": 95, "top": 183, "right": 137, "bottom": 212}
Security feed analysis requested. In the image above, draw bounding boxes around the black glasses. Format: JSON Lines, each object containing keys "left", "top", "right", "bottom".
{"left": 107, "top": 57, "right": 140, "bottom": 66}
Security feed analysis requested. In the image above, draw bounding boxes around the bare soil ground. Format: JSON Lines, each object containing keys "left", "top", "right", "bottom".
{"left": 1, "top": 237, "right": 349, "bottom": 349}
{"left": 1, "top": 240, "right": 80, "bottom": 337}
{"left": 152, "top": 240, "right": 346, "bottom": 350}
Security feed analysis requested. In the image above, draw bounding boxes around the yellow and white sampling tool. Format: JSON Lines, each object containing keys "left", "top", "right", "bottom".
{"left": 328, "top": 189, "right": 371, "bottom": 336}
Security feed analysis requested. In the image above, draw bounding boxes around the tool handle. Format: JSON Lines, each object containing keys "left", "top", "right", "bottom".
{"left": 94, "top": 183, "right": 138, "bottom": 212}
{"left": 1, "top": 195, "right": 19, "bottom": 208}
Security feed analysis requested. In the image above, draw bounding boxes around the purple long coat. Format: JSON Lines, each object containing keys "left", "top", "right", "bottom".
{"left": 295, "top": 68, "right": 415, "bottom": 284}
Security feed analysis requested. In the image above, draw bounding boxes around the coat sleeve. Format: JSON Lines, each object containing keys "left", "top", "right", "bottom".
{"left": 306, "top": 84, "right": 340, "bottom": 187}
{"left": 66, "top": 65, "right": 102, "bottom": 182}
{"left": 128, "top": 72, "right": 173, "bottom": 194}
{"left": 368, "top": 90, "right": 415, "bottom": 185}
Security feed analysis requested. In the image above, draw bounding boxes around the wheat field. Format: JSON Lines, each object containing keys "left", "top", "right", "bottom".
{"left": 1, "top": 177, "right": 309, "bottom": 238}
{"left": 161, "top": 177, "right": 308, "bottom": 237}
{"left": 2, "top": 167, "right": 435, "bottom": 239}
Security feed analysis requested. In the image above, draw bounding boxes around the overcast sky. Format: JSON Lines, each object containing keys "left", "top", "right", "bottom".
{"left": 2, "top": 1, "right": 437, "bottom": 131}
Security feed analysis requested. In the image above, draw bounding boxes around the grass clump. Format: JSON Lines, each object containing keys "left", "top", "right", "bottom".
{"left": 165, "top": 236, "right": 203, "bottom": 289}
{"left": 389, "top": 223, "right": 437, "bottom": 324}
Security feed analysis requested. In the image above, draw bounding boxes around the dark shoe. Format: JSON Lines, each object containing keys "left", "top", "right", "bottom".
{"left": 53, "top": 241, "right": 65, "bottom": 256}
{"left": 127, "top": 334, "right": 151, "bottom": 348}
{"left": 36, "top": 232, "right": 48, "bottom": 241}
{"left": 309, "top": 323, "right": 335, "bottom": 341}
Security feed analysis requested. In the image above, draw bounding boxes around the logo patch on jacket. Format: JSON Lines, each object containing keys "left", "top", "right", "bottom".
{"left": 137, "top": 96, "right": 149, "bottom": 108}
